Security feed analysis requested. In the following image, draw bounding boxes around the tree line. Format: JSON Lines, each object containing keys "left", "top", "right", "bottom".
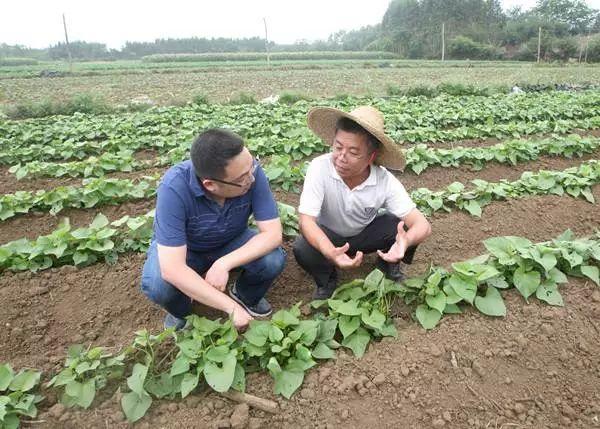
{"left": 1, "top": 0, "right": 599, "bottom": 62}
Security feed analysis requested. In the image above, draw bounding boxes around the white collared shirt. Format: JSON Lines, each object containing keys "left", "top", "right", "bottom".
{"left": 298, "top": 153, "right": 416, "bottom": 236}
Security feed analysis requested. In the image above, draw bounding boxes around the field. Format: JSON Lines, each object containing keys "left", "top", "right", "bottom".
{"left": 1, "top": 60, "right": 599, "bottom": 108}
{"left": 0, "top": 60, "right": 599, "bottom": 429}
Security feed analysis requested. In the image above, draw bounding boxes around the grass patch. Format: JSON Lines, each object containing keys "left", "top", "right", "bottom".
{"left": 278, "top": 91, "right": 312, "bottom": 105}
{"left": 228, "top": 92, "right": 257, "bottom": 105}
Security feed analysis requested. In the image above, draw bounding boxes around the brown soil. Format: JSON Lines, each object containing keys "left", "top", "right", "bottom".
{"left": 1, "top": 129, "right": 599, "bottom": 428}
{"left": 0, "top": 199, "right": 155, "bottom": 244}
{"left": 0, "top": 164, "right": 166, "bottom": 195}
{"left": 416, "top": 128, "right": 600, "bottom": 150}
{"left": 398, "top": 149, "right": 600, "bottom": 191}
{"left": 1, "top": 182, "right": 599, "bottom": 428}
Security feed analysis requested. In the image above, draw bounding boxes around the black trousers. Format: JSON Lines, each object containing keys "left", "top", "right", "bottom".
{"left": 292, "top": 213, "right": 417, "bottom": 289}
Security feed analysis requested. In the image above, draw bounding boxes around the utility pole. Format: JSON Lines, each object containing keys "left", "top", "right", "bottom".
{"left": 62, "top": 13, "right": 73, "bottom": 72}
{"left": 441, "top": 22, "right": 445, "bottom": 61}
{"left": 263, "top": 17, "right": 271, "bottom": 69}
{"left": 536, "top": 26, "right": 542, "bottom": 63}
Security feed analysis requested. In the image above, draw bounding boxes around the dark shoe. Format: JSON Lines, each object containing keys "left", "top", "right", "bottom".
{"left": 229, "top": 282, "right": 272, "bottom": 317}
{"left": 313, "top": 284, "right": 336, "bottom": 300}
{"left": 312, "top": 274, "right": 338, "bottom": 300}
{"left": 377, "top": 259, "right": 405, "bottom": 282}
{"left": 163, "top": 313, "right": 187, "bottom": 330}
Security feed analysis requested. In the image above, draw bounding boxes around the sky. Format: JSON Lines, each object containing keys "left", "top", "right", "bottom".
{"left": 1, "top": 0, "right": 599, "bottom": 49}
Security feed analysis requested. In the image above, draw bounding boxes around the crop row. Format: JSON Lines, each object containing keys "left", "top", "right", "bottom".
{"left": 0, "top": 203, "right": 299, "bottom": 273}
{"left": 0, "top": 176, "right": 158, "bottom": 221}
{"left": 1, "top": 91, "right": 599, "bottom": 165}
{"left": 1, "top": 115, "right": 598, "bottom": 167}
{"left": 1, "top": 161, "right": 598, "bottom": 271}
{"left": 3, "top": 91, "right": 598, "bottom": 146}
{"left": 1, "top": 160, "right": 598, "bottom": 229}
{"left": 2, "top": 232, "right": 598, "bottom": 426}
{"left": 9, "top": 134, "right": 600, "bottom": 182}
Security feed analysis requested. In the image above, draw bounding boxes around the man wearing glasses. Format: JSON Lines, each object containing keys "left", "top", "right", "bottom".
{"left": 294, "top": 106, "right": 431, "bottom": 299}
{"left": 141, "top": 128, "right": 286, "bottom": 329}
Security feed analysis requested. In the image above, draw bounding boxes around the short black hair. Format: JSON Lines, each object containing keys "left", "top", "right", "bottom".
{"left": 335, "top": 117, "right": 381, "bottom": 153}
{"left": 190, "top": 128, "right": 244, "bottom": 179}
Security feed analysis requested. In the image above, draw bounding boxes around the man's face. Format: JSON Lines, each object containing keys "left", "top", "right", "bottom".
{"left": 331, "top": 129, "right": 374, "bottom": 179}
{"left": 202, "top": 147, "right": 256, "bottom": 199}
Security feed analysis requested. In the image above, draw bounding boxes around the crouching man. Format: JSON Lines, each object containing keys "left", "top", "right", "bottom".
{"left": 141, "top": 129, "right": 286, "bottom": 329}
{"left": 293, "top": 106, "right": 431, "bottom": 299}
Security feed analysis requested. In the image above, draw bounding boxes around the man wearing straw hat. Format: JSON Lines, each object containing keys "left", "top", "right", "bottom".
{"left": 293, "top": 106, "right": 432, "bottom": 299}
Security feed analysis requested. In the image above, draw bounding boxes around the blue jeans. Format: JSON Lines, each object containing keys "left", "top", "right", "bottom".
{"left": 141, "top": 228, "right": 286, "bottom": 319}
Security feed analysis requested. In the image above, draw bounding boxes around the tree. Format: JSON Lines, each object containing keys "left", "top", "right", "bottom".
{"left": 535, "top": 0, "right": 598, "bottom": 34}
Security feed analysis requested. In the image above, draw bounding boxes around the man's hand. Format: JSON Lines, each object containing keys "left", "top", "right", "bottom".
{"left": 328, "top": 243, "right": 363, "bottom": 269}
{"left": 230, "top": 304, "right": 253, "bottom": 330}
{"left": 377, "top": 221, "right": 409, "bottom": 263}
{"left": 205, "top": 259, "right": 230, "bottom": 292}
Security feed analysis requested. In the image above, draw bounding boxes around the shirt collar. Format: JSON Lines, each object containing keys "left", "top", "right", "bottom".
{"left": 187, "top": 162, "right": 206, "bottom": 198}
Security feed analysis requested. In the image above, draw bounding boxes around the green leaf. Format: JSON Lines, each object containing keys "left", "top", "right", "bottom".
{"left": 206, "top": 345, "right": 231, "bottom": 363}
{"left": 376, "top": 322, "right": 398, "bottom": 338}
{"left": 338, "top": 315, "right": 360, "bottom": 338}
{"left": 316, "top": 319, "right": 338, "bottom": 343}
{"left": 361, "top": 308, "right": 386, "bottom": 330}
{"left": 126, "top": 364, "right": 148, "bottom": 396}
{"left": 2, "top": 413, "right": 19, "bottom": 429}
{"left": 231, "top": 363, "right": 246, "bottom": 392}
{"left": 268, "top": 325, "right": 284, "bottom": 343}
{"left": 415, "top": 305, "right": 442, "bottom": 330}
{"left": 425, "top": 291, "right": 447, "bottom": 314}
{"left": 0, "top": 397, "right": 9, "bottom": 421}
{"left": 145, "top": 373, "right": 175, "bottom": 399}
{"left": 78, "top": 379, "right": 96, "bottom": 408}
{"left": 180, "top": 372, "right": 200, "bottom": 398}
{"left": 581, "top": 265, "right": 599, "bottom": 285}
{"left": 341, "top": 327, "right": 371, "bottom": 358}
{"left": 121, "top": 391, "right": 152, "bottom": 423}
{"left": 204, "top": 353, "right": 236, "bottom": 393}
{"left": 513, "top": 267, "right": 541, "bottom": 300}
{"left": 170, "top": 355, "right": 191, "bottom": 377}
{"left": 536, "top": 281, "right": 564, "bottom": 306}
{"left": 443, "top": 303, "right": 462, "bottom": 314}
{"left": 0, "top": 364, "right": 14, "bottom": 391}
{"left": 364, "top": 269, "right": 385, "bottom": 291}
{"left": 271, "top": 309, "right": 300, "bottom": 328}
{"left": 243, "top": 321, "right": 270, "bottom": 347}
{"left": 447, "top": 274, "right": 477, "bottom": 304}
{"left": 266, "top": 357, "right": 282, "bottom": 375}
{"left": 462, "top": 200, "right": 482, "bottom": 217}
{"left": 311, "top": 343, "right": 335, "bottom": 359}
{"left": 328, "top": 299, "right": 362, "bottom": 316}
{"left": 548, "top": 268, "right": 568, "bottom": 284}
{"left": 90, "top": 214, "right": 110, "bottom": 229}
{"left": 273, "top": 370, "right": 304, "bottom": 399}
{"left": 8, "top": 370, "right": 40, "bottom": 392}
{"left": 487, "top": 276, "right": 510, "bottom": 289}
{"left": 474, "top": 287, "right": 506, "bottom": 317}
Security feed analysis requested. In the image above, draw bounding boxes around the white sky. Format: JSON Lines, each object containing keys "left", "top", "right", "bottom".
{"left": 1, "top": 0, "right": 599, "bottom": 49}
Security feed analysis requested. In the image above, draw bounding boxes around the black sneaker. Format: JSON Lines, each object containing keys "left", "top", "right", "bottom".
{"left": 229, "top": 282, "right": 272, "bottom": 317}
{"left": 377, "top": 259, "right": 405, "bottom": 282}
{"left": 312, "top": 274, "right": 338, "bottom": 300}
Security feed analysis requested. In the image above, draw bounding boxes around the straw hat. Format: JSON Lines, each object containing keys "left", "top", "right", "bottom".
{"left": 307, "top": 105, "right": 405, "bottom": 171}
